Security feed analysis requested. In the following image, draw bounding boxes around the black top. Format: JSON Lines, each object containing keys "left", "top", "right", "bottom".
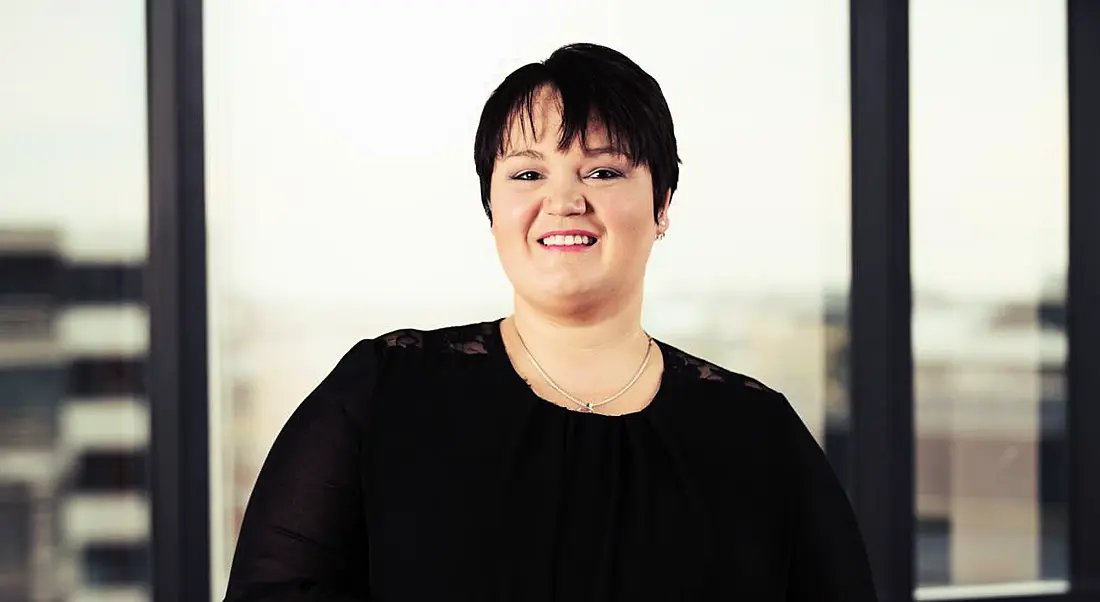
{"left": 224, "top": 319, "right": 877, "bottom": 601}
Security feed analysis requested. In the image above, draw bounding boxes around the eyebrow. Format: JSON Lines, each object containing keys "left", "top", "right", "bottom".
{"left": 502, "top": 146, "right": 625, "bottom": 160}
{"left": 503, "top": 149, "right": 544, "bottom": 160}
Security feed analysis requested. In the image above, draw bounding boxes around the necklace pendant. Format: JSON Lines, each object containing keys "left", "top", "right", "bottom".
{"left": 513, "top": 322, "right": 655, "bottom": 417}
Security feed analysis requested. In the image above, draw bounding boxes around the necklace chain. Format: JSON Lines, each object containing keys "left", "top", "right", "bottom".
{"left": 513, "top": 323, "right": 655, "bottom": 413}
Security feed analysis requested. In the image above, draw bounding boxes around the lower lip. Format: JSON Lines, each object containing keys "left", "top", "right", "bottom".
{"left": 539, "top": 242, "right": 596, "bottom": 253}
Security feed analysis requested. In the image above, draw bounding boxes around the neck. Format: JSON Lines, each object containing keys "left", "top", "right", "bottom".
{"left": 510, "top": 291, "right": 648, "bottom": 355}
{"left": 503, "top": 289, "right": 662, "bottom": 412}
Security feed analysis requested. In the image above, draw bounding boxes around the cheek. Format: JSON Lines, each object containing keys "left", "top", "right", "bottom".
{"left": 599, "top": 180, "right": 656, "bottom": 237}
{"left": 604, "top": 202, "right": 655, "bottom": 242}
{"left": 490, "top": 191, "right": 538, "bottom": 238}
{"left": 490, "top": 220, "right": 522, "bottom": 274}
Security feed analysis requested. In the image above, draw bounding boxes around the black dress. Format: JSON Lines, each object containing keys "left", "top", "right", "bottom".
{"left": 223, "top": 319, "right": 877, "bottom": 601}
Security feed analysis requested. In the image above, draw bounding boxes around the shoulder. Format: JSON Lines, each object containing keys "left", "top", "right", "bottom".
{"left": 372, "top": 320, "right": 497, "bottom": 357}
{"left": 659, "top": 340, "right": 782, "bottom": 402}
{"left": 320, "top": 321, "right": 496, "bottom": 392}
{"left": 658, "top": 342, "right": 820, "bottom": 469}
{"left": 656, "top": 340, "right": 806, "bottom": 437}
{"left": 325, "top": 322, "right": 499, "bottom": 417}
{"left": 362, "top": 320, "right": 501, "bottom": 384}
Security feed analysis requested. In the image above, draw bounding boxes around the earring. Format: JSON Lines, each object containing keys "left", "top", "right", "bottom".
{"left": 655, "top": 231, "right": 666, "bottom": 241}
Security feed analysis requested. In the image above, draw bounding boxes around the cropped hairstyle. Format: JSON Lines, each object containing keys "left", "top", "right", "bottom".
{"left": 473, "top": 43, "right": 681, "bottom": 223}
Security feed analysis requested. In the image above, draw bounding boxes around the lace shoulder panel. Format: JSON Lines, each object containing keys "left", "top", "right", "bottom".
{"left": 438, "top": 321, "right": 492, "bottom": 355}
{"left": 379, "top": 329, "right": 425, "bottom": 349}
{"left": 662, "top": 343, "right": 775, "bottom": 393}
{"left": 378, "top": 321, "right": 494, "bottom": 355}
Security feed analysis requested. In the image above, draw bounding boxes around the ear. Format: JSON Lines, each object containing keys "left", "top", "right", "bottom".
{"left": 656, "top": 190, "right": 672, "bottom": 235}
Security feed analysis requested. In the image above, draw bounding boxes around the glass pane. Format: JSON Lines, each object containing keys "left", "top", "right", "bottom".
{"left": 205, "top": 1, "right": 851, "bottom": 593}
{"left": 911, "top": 0, "right": 1068, "bottom": 595}
{"left": 0, "top": 3, "right": 150, "bottom": 601}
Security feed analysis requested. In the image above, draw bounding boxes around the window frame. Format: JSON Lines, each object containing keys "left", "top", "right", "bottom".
{"left": 146, "top": 1, "right": 211, "bottom": 601}
{"left": 848, "top": 0, "right": 1100, "bottom": 601}
{"left": 1066, "top": 0, "right": 1100, "bottom": 597}
{"left": 849, "top": 0, "right": 914, "bottom": 599}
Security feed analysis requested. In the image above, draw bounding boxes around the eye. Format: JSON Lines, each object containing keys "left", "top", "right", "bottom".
{"left": 588, "top": 168, "right": 624, "bottom": 180}
{"left": 511, "top": 170, "right": 542, "bottom": 181}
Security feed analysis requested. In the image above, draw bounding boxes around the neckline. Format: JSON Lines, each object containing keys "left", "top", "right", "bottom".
{"left": 486, "top": 317, "right": 669, "bottom": 419}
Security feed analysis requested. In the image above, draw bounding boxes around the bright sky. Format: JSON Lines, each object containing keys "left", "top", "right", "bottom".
{"left": 0, "top": 2, "right": 147, "bottom": 261}
{"left": 0, "top": 0, "right": 1067, "bottom": 300}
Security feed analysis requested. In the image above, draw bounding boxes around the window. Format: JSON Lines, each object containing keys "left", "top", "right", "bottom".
{"left": 83, "top": 543, "right": 149, "bottom": 586}
{"left": 0, "top": 365, "right": 65, "bottom": 447}
{"left": 0, "top": 484, "right": 32, "bottom": 602}
{"left": 62, "top": 264, "right": 144, "bottom": 304}
{"left": 67, "top": 358, "right": 146, "bottom": 398}
{"left": 204, "top": 0, "right": 851, "bottom": 592}
{"left": 72, "top": 450, "right": 148, "bottom": 492}
{"left": 0, "top": 2, "right": 150, "bottom": 600}
{"left": 911, "top": 0, "right": 1068, "bottom": 593}
{"left": 0, "top": 253, "right": 60, "bottom": 301}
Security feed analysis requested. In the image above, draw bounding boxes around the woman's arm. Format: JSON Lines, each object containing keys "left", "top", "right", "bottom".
{"left": 223, "top": 341, "right": 378, "bottom": 602}
{"left": 777, "top": 393, "right": 879, "bottom": 602}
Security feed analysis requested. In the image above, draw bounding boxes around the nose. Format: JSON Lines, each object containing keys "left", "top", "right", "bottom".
{"left": 544, "top": 180, "right": 587, "bottom": 217}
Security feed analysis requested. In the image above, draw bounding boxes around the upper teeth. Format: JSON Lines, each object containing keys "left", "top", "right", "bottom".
{"left": 542, "top": 234, "right": 593, "bottom": 246}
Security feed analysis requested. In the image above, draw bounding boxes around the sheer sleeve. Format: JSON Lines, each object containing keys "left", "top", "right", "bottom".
{"left": 778, "top": 393, "right": 879, "bottom": 602}
{"left": 223, "top": 340, "right": 378, "bottom": 602}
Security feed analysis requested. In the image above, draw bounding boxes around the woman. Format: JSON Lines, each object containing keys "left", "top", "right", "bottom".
{"left": 224, "top": 43, "right": 876, "bottom": 601}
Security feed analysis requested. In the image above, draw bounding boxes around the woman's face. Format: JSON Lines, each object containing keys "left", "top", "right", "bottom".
{"left": 490, "top": 89, "right": 668, "bottom": 315}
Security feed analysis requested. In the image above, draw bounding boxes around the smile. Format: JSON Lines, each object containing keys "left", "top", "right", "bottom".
{"left": 539, "top": 234, "right": 597, "bottom": 248}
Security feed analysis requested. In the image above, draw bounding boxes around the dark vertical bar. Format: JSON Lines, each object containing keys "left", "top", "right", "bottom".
{"left": 146, "top": 1, "right": 210, "bottom": 601}
{"left": 1067, "top": 0, "right": 1100, "bottom": 596}
{"left": 849, "top": 0, "right": 913, "bottom": 601}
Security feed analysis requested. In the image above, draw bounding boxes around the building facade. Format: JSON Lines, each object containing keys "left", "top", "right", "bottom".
{"left": 0, "top": 228, "right": 148, "bottom": 602}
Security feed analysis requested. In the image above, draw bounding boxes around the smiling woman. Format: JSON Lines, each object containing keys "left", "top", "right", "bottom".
{"left": 221, "top": 43, "right": 874, "bottom": 601}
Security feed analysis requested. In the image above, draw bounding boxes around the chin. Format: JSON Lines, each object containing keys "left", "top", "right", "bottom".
{"left": 521, "top": 279, "right": 605, "bottom": 311}
{"left": 541, "top": 272, "right": 603, "bottom": 297}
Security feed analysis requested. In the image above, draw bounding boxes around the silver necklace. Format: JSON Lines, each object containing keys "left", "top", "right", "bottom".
{"left": 513, "top": 323, "right": 655, "bottom": 413}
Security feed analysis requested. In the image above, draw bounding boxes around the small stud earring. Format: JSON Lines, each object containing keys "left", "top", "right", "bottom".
{"left": 656, "top": 231, "right": 666, "bottom": 241}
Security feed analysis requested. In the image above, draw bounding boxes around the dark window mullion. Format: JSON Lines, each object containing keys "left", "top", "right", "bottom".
{"left": 1067, "top": 0, "right": 1100, "bottom": 596}
{"left": 146, "top": 1, "right": 210, "bottom": 601}
{"left": 849, "top": 0, "right": 914, "bottom": 600}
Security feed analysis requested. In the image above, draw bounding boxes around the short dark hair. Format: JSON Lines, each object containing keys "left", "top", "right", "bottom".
{"left": 473, "top": 43, "right": 681, "bottom": 223}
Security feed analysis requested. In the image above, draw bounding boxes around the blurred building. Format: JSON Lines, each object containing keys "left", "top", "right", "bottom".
{"left": 0, "top": 230, "right": 64, "bottom": 602}
{"left": 910, "top": 292, "right": 1067, "bottom": 586}
{"left": 822, "top": 289, "right": 1066, "bottom": 587}
{"left": 0, "top": 228, "right": 148, "bottom": 602}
